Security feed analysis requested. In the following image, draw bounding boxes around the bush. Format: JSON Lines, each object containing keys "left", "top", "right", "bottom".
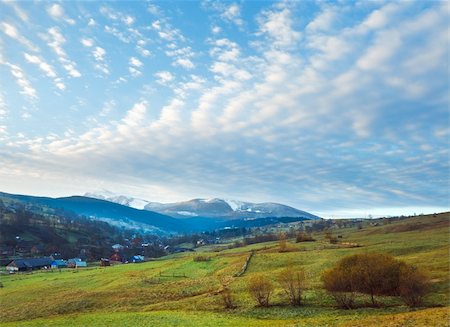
{"left": 295, "top": 232, "right": 315, "bottom": 242}
{"left": 398, "top": 265, "right": 430, "bottom": 307}
{"left": 248, "top": 275, "right": 274, "bottom": 307}
{"left": 221, "top": 287, "right": 235, "bottom": 309}
{"left": 277, "top": 267, "right": 305, "bottom": 306}
{"left": 322, "top": 267, "right": 355, "bottom": 309}
{"left": 321, "top": 253, "right": 430, "bottom": 308}
{"left": 278, "top": 233, "right": 288, "bottom": 252}
{"left": 193, "top": 255, "right": 211, "bottom": 262}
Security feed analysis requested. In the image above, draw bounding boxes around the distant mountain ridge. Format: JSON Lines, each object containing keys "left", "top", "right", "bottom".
{"left": 84, "top": 191, "right": 320, "bottom": 220}
{"left": 0, "top": 192, "right": 186, "bottom": 234}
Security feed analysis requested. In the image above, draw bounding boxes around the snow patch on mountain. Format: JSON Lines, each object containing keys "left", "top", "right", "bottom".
{"left": 84, "top": 190, "right": 149, "bottom": 210}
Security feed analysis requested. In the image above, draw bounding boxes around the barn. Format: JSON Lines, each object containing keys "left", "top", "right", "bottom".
{"left": 6, "top": 257, "right": 53, "bottom": 272}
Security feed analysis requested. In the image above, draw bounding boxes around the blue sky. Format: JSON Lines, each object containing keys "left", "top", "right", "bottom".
{"left": 0, "top": 1, "right": 448, "bottom": 217}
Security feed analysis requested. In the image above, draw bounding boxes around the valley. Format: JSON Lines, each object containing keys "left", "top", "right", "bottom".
{"left": 0, "top": 212, "right": 448, "bottom": 326}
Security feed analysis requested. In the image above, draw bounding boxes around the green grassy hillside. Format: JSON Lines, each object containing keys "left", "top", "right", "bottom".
{"left": 0, "top": 213, "right": 448, "bottom": 326}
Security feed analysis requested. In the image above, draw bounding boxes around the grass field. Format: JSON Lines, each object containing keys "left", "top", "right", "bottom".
{"left": 1, "top": 213, "right": 449, "bottom": 326}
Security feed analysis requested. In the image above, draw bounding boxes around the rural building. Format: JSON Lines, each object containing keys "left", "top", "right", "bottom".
{"left": 110, "top": 252, "right": 123, "bottom": 263}
{"left": 100, "top": 258, "right": 110, "bottom": 266}
{"left": 129, "top": 255, "right": 144, "bottom": 263}
{"left": 51, "top": 260, "right": 68, "bottom": 269}
{"left": 67, "top": 258, "right": 87, "bottom": 268}
{"left": 6, "top": 257, "right": 53, "bottom": 272}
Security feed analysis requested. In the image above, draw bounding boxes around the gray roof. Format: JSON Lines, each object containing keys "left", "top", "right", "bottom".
{"left": 9, "top": 257, "right": 53, "bottom": 269}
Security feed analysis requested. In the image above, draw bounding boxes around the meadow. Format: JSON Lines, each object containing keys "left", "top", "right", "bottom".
{"left": 0, "top": 213, "right": 449, "bottom": 327}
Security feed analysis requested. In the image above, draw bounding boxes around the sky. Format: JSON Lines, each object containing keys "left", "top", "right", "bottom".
{"left": 0, "top": 1, "right": 449, "bottom": 218}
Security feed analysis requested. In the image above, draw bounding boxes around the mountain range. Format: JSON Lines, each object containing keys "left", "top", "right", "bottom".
{"left": 0, "top": 191, "right": 319, "bottom": 234}
{"left": 84, "top": 191, "right": 320, "bottom": 220}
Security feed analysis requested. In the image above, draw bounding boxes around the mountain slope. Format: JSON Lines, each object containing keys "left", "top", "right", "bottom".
{"left": 0, "top": 192, "right": 186, "bottom": 234}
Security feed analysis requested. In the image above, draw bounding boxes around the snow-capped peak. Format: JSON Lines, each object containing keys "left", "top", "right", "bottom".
{"left": 84, "top": 190, "right": 150, "bottom": 210}
{"left": 223, "top": 199, "right": 245, "bottom": 211}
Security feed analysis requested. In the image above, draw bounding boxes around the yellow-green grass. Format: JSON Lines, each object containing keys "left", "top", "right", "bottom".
{"left": 1, "top": 213, "right": 448, "bottom": 326}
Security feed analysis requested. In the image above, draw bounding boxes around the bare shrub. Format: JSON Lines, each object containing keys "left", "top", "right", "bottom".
{"left": 193, "top": 255, "right": 211, "bottom": 262}
{"left": 277, "top": 267, "right": 305, "bottom": 306}
{"left": 296, "top": 232, "right": 315, "bottom": 242}
{"left": 322, "top": 253, "right": 431, "bottom": 308}
{"left": 218, "top": 276, "right": 235, "bottom": 309}
{"left": 398, "top": 265, "right": 430, "bottom": 307}
{"left": 248, "top": 275, "right": 274, "bottom": 307}
{"left": 322, "top": 267, "right": 355, "bottom": 309}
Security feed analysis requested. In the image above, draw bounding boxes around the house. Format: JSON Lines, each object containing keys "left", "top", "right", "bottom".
{"left": 51, "top": 259, "right": 68, "bottom": 269}
{"left": 110, "top": 252, "right": 123, "bottom": 263}
{"left": 6, "top": 257, "right": 53, "bottom": 272}
{"left": 67, "top": 258, "right": 87, "bottom": 268}
{"left": 129, "top": 255, "right": 144, "bottom": 263}
{"left": 100, "top": 258, "right": 110, "bottom": 266}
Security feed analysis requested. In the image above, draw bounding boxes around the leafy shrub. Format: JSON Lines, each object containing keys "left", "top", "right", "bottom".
{"left": 248, "top": 275, "right": 274, "bottom": 307}
{"left": 277, "top": 267, "right": 305, "bottom": 306}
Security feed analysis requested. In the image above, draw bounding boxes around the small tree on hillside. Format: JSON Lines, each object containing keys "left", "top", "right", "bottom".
{"left": 278, "top": 233, "right": 288, "bottom": 252}
{"left": 277, "top": 267, "right": 306, "bottom": 306}
{"left": 248, "top": 275, "right": 274, "bottom": 307}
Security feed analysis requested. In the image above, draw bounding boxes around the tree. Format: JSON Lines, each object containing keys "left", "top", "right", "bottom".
{"left": 248, "top": 275, "right": 274, "bottom": 307}
{"left": 277, "top": 267, "right": 305, "bottom": 306}
{"left": 278, "top": 233, "right": 287, "bottom": 252}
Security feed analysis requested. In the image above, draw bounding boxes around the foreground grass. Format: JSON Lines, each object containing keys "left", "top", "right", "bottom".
{"left": 0, "top": 213, "right": 448, "bottom": 326}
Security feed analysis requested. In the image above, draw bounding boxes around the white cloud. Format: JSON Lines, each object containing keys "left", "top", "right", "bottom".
{"left": 4, "top": 2, "right": 29, "bottom": 22}
{"left": 205, "top": 2, "right": 243, "bottom": 26}
{"left": 1, "top": 22, "right": 38, "bottom": 52}
{"left": 23, "top": 52, "right": 66, "bottom": 90}
{"left": 24, "top": 53, "right": 56, "bottom": 78}
{"left": 81, "top": 38, "right": 94, "bottom": 47}
{"left": 174, "top": 58, "right": 194, "bottom": 69}
{"left": 92, "top": 46, "right": 109, "bottom": 74}
{"left": 307, "top": 9, "right": 336, "bottom": 31}
{"left": 129, "top": 56, "right": 143, "bottom": 67}
{"left": 258, "top": 6, "right": 301, "bottom": 49}
{"left": 47, "top": 4, "right": 64, "bottom": 19}
{"left": 5, "top": 62, "right": 38, "bottom": 100}
{"left": 88, "top": 18, "right": 96, "bottom": 26}
{"left": 46, "top": 4, "right": 75, "bottom": 25}
{"left": 154, "top": 71, "right": 174, "bottom": 85}
{"left": 45, "top": 27, "right": 81, "bottom": 77}
{"left": 222, "top": 3, "right": 243, "bottom": 26}
{"left": 93, "top": 46, "right": 106, "bottom": 61}
{"left": 0, "top": 92, "right": 7, "bottom": 120}
{"left": 124, "top": 15, "right": 135, "bottom": 26}
{"left": 129, "top": 66, "right": 142, "bottom": 77}
{"left": 128, "top": 57, "right": 143, "bottom": 77}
